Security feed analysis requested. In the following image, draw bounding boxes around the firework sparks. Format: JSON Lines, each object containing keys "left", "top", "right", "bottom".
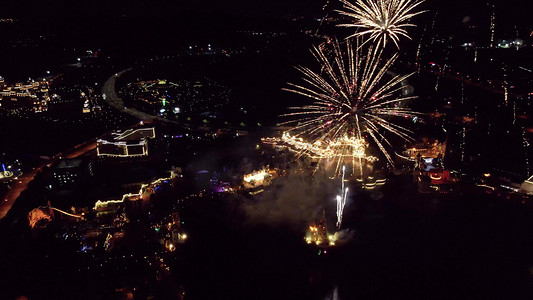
{"left": 262, "top": 133, "right": 377, "bottom": 162}
{"left": 336, "top": 166, "right": 349, "bottom": 228}
{"left": 336, "top": 0, "right": 425, "bottom": 48}
{"left": 281, "top": 39, "right": 418, "bottom": 169}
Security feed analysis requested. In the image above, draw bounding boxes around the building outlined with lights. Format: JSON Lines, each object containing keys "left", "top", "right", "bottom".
{"left": 97, "top": 127, "right": 155, "bottom": 158}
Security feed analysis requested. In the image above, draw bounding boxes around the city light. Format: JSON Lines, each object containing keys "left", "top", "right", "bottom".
{"left": 93, "top": 177, "right": 170, "bottom": 211}
{"left": 97, "top": 128, "right": 155, "bottom": 158}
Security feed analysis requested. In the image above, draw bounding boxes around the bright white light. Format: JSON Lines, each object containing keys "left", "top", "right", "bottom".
{"left": 336, "top": 166, "right": 349, "bottom": 228}
{"left": 243, "top": 170, "right": 268, "bottom": 183}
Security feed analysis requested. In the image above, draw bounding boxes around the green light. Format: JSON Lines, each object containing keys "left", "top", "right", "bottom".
{"left": 155, "top": 227, "right": 160, "bottom": 232}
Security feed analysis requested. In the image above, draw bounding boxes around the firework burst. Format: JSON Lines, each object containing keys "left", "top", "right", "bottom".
{"left": 281, "top": 39, "right": 418, "bottom": 172}
{"left": 336, "top": 0, "right": 425, "bottom": 48}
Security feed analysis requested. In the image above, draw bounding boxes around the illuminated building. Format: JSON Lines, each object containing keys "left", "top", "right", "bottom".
{"left": 520, "top": 175, "right": 533, "bottom": 195}
{"left": 262, "top": 133, "right": 377, "bottom": 163}
{"left": 28, "top": 201, "right": 83, "bottom": 229}
{"left": 400, "top": 139, "right": 453, "bottom": 193}
{"left": 82, "top": 98, "right": 91, "bottom": 113}
{"left": 242, "top": 168, "right": 275, "bottom": 189}
{"left": 53, "top": 159, "right": 84, "bottom": 187}
{"left": 402, "top": 139, "right": 446, "bottom": 161}
{"left": 28, "top": 207, "right": 53, "bottom": 229}
{"left": 93, "top": 176, "right": 170, "bottom": 213}
{"left": 262, "top": 133, "right": 377, "bottom": 177}
{"left": 415, "top": 156, "right": 453, "bottom": 193}
{"left": 161, "top": 212, "right": 187, "bottom": 251}
{"left": 97, "top": 127, "right": 155, "bottom": 158}
{"left": 0, "top": 77, "right": 51, "bottom": 113}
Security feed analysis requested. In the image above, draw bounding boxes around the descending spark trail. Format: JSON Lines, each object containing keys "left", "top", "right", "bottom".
{"left": 336, "top": 166, "right": 349, "bottom": 228}
{"left": 341, "top": 165, "right": 345, "bottom": 193}
{"left": 336, "top": 0, "right": 425, "bottom": 48}
{"left": 282, "top": 39, "right": 419, "bottom": 170}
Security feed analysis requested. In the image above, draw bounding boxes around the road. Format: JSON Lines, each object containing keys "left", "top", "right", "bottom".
{"left": 102, "top": 68, "right": 178, "bottom": 124}
{"left": 412, "top": 63, "right": 518, "bottom": 97}
{"left": 0, "top": 167, "right": 40, "bottom": 219}
{"left": 0, "top": 140, "right": 97, "bottom": 219}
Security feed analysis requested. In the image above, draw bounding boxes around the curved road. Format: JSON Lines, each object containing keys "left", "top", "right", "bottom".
{"left": 102, "top": 68, "right": 178, "bottom": 124}
{"left": 2, "top": 68, "right": 182, "bottom": 220}
{"left": 0, "top": 140, "right": 96, "bottom": 219}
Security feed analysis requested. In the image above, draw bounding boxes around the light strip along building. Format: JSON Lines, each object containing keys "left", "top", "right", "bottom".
{"left": 97, "top": 127, "right": 155, "bottom": 158}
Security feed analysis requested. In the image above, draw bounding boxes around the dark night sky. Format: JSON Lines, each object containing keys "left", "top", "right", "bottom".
{"left": 2, "top": 0, "right": 531, "bottom": 22}
{"left": 1, "top": 0, "right": 531, "bottom": 43}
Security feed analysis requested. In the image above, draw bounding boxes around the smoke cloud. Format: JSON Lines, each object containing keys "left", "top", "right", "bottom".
{"left": 243, "top": 166, "right": 339, "bottom": 230}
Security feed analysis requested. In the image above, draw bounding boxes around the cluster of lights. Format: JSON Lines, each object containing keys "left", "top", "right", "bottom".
{"left": 0, "top": 77, "right": 51, "bottom": 113}
{"left": 0, "top": 170, "right": 13, "bottom": 179}
{"left": 305, "top": 227, "right": 319, "bottom": 244}
{"left": 93, "top": 177, "right": 170, "bottom": 211}
{"left": 0, "top": 164, "right": 14, "bottom": 179}
{"left": 0, "top": 163, "right": 22, "bottom": 180}
{"left": 166, "top": 233, "right": 188, "bottom": 252}
{"left": 243, "top": 169, "right": 269, "bottom": 183}
{"left": 263, "top": 133, "right": 378, "bottom": 162}
{"left": 125, "top": 78, "right": 230, "bottom": 117}
{"left": 305, "top": 226, "right": 336, "bottom": 246}
{"left": 358, "top": 178, "right": 387, "bottom": 190}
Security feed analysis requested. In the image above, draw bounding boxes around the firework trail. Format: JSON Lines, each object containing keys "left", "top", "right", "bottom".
{"left": 282, "top": 39, "right": 418, "bottom": 168}
{"left": 336, "top": 166, "right": 349, "bottom": 228}
{"left": 336, "top": 0, "right": 426, "bottom": 48}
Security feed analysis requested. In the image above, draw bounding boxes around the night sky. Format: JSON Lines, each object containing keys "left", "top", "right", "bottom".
{"left": 2, "top": 0, "right": 531, "bottom": 23}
